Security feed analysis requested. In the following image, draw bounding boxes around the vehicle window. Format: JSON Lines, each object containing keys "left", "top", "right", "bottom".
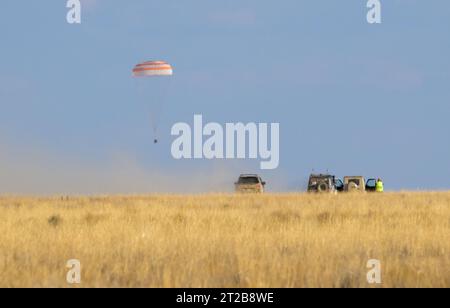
{"left": 238, "top": 177, "right": 259, "bottom": 184}
{"left": 310, "top": 177, "right": 327, "bottom": 183}
{"left": 348, "top": 179, "right": 361, "bottom": 186}
{"left": 335, "top": 179, "right": 344, "bottom": 189}
{"left": 366, "top": 179, "right": 376, "bottom": 188}
{"left": 309, "top": 178, "right": 318, "bottom": 185}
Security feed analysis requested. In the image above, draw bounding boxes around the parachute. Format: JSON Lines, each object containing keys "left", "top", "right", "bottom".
{"left": 132, "top": 60, "right": 173, "bottom": 143}
{"left": 132, "top": 61, "right": 173, "bottom": 77}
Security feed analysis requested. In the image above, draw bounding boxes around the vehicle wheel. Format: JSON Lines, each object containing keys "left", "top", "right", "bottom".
{"left": 318, "top": 183, "right": 329, "bottom": 192}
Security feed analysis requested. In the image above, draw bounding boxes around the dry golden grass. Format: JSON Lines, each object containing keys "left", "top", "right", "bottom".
{"left": 0, "top": 192, "right": 449, "bottom": 288}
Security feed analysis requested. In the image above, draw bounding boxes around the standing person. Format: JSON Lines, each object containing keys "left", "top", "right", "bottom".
{"left": 376, "top": 178, "right": 384, "bottom": 192}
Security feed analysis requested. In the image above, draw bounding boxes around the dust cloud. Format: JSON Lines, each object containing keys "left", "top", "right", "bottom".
{"left": 0, "top": 142, "right": 243, "bottom": 196}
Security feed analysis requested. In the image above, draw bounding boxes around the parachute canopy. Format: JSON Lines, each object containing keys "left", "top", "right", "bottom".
{"left": 132, "top": 60, "right": 173, "bottom": 77}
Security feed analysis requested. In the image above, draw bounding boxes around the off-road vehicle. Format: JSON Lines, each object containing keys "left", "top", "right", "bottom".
{"left": 307, "top": 174, "right": 344, "bottom": 193}
{"left": 343, "top": 176, "right": 378, "bottom": 192}
{"left": 235, "top": 174, "right": 266, "bottom": 193}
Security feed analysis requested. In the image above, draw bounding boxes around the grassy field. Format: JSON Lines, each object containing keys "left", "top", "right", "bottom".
{"left": 0, "top": 192, "right": 448, "bottom": 288}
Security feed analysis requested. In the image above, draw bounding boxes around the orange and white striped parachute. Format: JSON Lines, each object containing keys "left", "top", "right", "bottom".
{"left": 132, "top": 60, "right": 173, "bottom": 77}
{"left": 132, "top": 60, "right": 173, "bottom": 142}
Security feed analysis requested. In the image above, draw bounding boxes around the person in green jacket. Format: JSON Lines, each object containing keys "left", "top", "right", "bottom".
{"left": 376, "top": 178, "right": 384, "bottom": 192}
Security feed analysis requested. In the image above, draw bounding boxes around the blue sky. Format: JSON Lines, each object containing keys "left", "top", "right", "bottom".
{"left": 0, "top": 1, "right": 449, "bottom": 193}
